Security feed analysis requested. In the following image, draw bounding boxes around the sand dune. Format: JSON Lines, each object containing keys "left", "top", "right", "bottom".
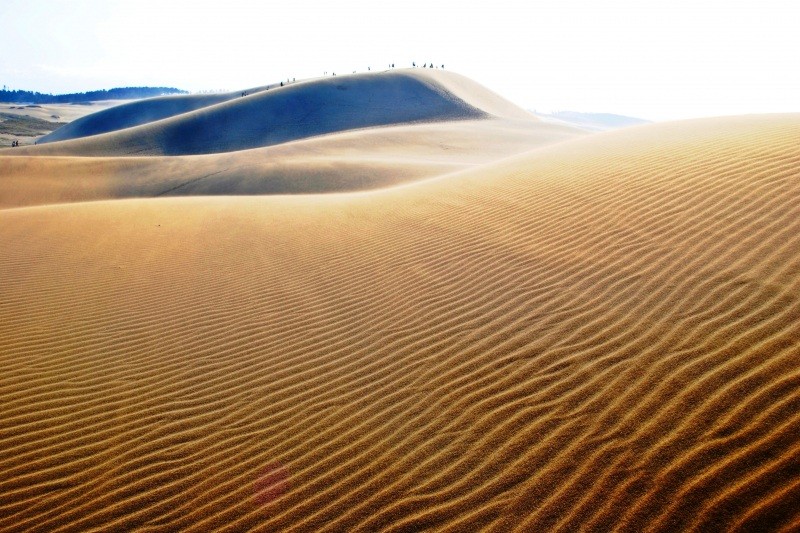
{"left": 14, "top": 70, "right": 528, "bottom": 157}
{"left": 1, "top": 109, "right": 799, "bottom": 531}
{"left": 0, "top": 118, "right": 581, "bottom": 208}
{"left": 1, "top": 101, "right": 128, "bottom": 147}
{"left": 2, "top": 101, "right": 126, "bottom": 125}
{"left": 36, "top": 90, "right": 261, "bottom": 144}
{"left": 2, "top": 71, "right": 580, "bottom": 207}
{"left": 38, "top": 70, "right": 530, "bottom": 147}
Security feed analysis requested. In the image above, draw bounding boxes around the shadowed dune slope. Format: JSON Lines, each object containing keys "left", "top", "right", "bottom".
{"left": 1, "top": 114, "right": 800, "bottom": 531}
{"left": 16, "top": 70, "right": 525, "bottom": 157}
{"left": 0, "top": 118, "right": 582, "bottom": 208}
{"left": 37, "top": 89, "right": 264, "bottom": 144}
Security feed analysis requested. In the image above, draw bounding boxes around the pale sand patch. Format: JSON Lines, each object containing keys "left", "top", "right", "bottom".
{"left": 0, "top": 100, "right": 130, "bottom": 124}
{"left": 0, "top": 101, "right": 130, "bottom": 147}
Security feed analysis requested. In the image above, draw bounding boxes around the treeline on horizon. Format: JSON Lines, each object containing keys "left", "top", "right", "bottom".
{"left": 0, "top": 87, "right": 187, "bottom": 104}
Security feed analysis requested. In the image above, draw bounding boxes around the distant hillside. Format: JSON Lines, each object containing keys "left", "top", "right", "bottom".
{"left": 535, "top": 111, "right": 651, "bottom": 131}
{"left": 0, "top": 86, "right": 187, "bottom": 104}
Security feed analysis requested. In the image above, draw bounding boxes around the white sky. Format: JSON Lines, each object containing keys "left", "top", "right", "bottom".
{"left": 2, "top": 0, "right": 798, "bottom": 121}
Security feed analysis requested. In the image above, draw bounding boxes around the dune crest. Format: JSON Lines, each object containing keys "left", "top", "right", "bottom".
{"left": 1, "top": 111, "right": 799, "bottom": 530}
{"left": 16, "top": 70, "right": 534, "bottom": 157}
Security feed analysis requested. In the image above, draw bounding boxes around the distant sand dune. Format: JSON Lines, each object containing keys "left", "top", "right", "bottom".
{"left": 36, "top": 90, "right": 258, "bottom": 144}
{"left": 1, "top": 112, "right": 799, "bottom": 530}
{"left": 2, "top": 70, "right": 576, "bottom": 208}
{"left": 16, "top": 70, "right": 529, "bottom": 157}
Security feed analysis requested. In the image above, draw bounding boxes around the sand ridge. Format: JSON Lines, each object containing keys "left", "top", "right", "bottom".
{"left": 12, "top": 70, "right": 534, "bottom": 157}
{"left": 0, "top": 118, "right": 582, "bottom": 208}
{"left": 1, "top": 112, "right": 799, "bottom": 530}
{"left": 37, "top": 69, "right": 533, "bottom": 147}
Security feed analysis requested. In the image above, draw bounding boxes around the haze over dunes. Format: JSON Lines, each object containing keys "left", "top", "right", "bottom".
{"left": 1, "top": 70, "right": 581, "bottom": 206}
{"left": 1, "top": 70, "right": 800, "bottom": 531}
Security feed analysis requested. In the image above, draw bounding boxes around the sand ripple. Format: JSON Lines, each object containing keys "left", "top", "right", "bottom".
{"left": 1, "top": 113, "right": 799, "bottom": 531}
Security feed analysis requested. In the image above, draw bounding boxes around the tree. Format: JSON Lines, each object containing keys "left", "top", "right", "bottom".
{"left": 0, "top": 86, "right": 186, "bottom": 104}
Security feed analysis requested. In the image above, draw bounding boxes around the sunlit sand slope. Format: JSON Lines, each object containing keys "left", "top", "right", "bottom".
{"left": 1, "top": 114, "right": 799, "bottom": 531}
{"left": 19, "top": 70, "right": 526, "bottom": 156}
{"left": 0, "top": 119, "right": 581, "bottom": 208}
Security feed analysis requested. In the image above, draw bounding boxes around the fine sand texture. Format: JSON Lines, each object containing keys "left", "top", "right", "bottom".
{"left": 1, "top": 72, "right": 800, "bottom": 531}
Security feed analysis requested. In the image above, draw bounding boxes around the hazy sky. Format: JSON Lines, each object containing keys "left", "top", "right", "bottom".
{"left": 2, "top": 0, "right": 798, "bottom": 121}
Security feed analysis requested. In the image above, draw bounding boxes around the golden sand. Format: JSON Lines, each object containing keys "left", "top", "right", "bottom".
{"left": 1, "top": 72, "right": 799, "bottom": 531}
